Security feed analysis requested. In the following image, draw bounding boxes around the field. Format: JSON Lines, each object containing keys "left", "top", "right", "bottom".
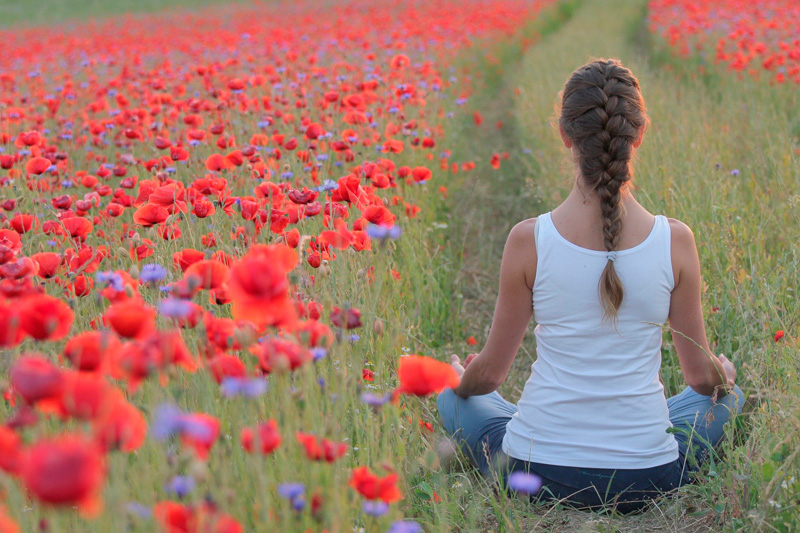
{"left": 0, "top": 0, "right": 798, "bottom": 532}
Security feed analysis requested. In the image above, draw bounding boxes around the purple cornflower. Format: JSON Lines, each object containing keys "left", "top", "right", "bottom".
{"left": 126, "top": 502, "right": 152, "bottom": 518}
{"left": 220, "top": 377, "right": 268, "bottom": 398}
{"left": 152, "top": 404, "right": 212, "bottom": 441}
{"left": 311, "top": 347, "right": 327, "bottom": 361}
{"left": 387, "top": 521, "right": 422, "bottom": 533}
{"left": 507, "top": 471, "right": 542, "bottom": 495}
{"left": 278, "top": 483, "right": 305, "bottom": 500}
{"left": 362, "top": 500, "right": 389, "bottom": 517}
{"left": 278, "top": 482, "right": 306, "bottom": 511}
{"left": 96, "top": 270, "right": 124, "bottom": 292}
{"left": 291, "top": 497, "right": 306, "bottom": 512}
{"left": 140, "top": 263, "right": 167, "bottom": 283}
{"left": 366, "top": 223, "right": 402, "bottom": 241}
{"left": 360, "top": 392, "right": 392, "bottom": 407}
{"left": 165, "top": 475, "right": 195, "bottom": 498}
{"left": 730, "top": 169, "right": 740, "bottom": 176}
{"left": 316, "top": 179, "right": 337, "bottom": 192}
{"left": 158, "top": 298, "right": 193, "bottom": 318}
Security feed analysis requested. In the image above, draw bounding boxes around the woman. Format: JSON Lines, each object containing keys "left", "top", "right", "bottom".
{"left": 437, "top": 58, "right": 745, "bottom": 513}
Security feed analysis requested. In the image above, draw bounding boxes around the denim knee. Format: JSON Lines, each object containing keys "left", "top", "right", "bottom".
{"left": 720, "top": 384, "right": 746, "bottom": 414}
{"left": 730, "top": 385, "right": 746, "bottom": 413}
{"left": 437, "top": 388, "right": 458, "bottom": 433}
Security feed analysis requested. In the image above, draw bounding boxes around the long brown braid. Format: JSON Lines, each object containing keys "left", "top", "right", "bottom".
{"left": 558, "top": 59, "right": 649, "bottom": 323}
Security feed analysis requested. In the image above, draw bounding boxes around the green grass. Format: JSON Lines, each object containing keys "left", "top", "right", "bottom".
{"left": 0, "top": 0, "right": 249, "bottom": 28}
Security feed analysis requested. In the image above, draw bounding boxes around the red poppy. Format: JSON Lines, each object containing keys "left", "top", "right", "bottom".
{"left": 0, "top": 229, "right": 23, "bottom": 261}
{"left": 180, "top": 413, "right": 220, "bottom": 460}
{"left": 365, "top": 206, "right": 395, "bottom": 228}
{"left": 252, "top": 338, "right": 312, "bottom": 374}
{"left": 0, "top": 302, "right": 25, "bottom": 348}
{"left": 348, "top": 466, "right": 403, "bottom": 503}
{"left": 70, "top": 274, "right": 94, "bottom": 297}
{"left": 292, "top": 320, "right": 334, "bottom": 348}
{"left": 173, "top": 248, "right": 205, "bottom": 272}
{"left": 206, "top": 355, "right": 247, "bottom": 384}
{"left": 153, "top": 501, "right": 243, "bottom": 533}
{"left": 61, "top": 217, "right": 94, "bottom": 240}
{"left": 330, "top": 306, "right": 362, "bottom": 329}
{"left": 133, "top": 203, "right": 169, "bottom": 226}
{"left": 25, "top": 157, "right": 52, "bottom": 175}
{"left": 305, "top": 122, "right": 325, "bottom": 140}
{"left": 0, "top": 256, "right": 38, "bottom": 279}
{"left": 411, "top": 166, "right": 432, "bottom": 183}
{"left": 9, "top": 214, "right": 38, "bottom": 234}
{"left": 240, "top": 419, "right": 281, "bottom": 455}
{"left": 20, "top": 434, "right": 105, "bottom": 516}
{"left": 54, "top": 371, "right": 122, "bottom": 420}
{"left": 396, "top": 355, "right": 460, "bottom": 396}
{"left": 184, "top": 259, "right": 230, "bottom": 290}
{"left": 63, "top": 330, "right": 120, "bottom": 371}
{"left": 227, "top": 245, "right": 298, "bottom": 330}
{"left": 93, "top": 398, "right": 147, "bottom": 453}
{"left": 287, "top": 188, "right": 318, "bottom": 204}
{"left": 205, "top": 153, "right": 234, "bottom": 172}
{"left": 19, "top": 294, "right": 74, "bottom": 341}
{"left": 0, "top": 426, "right": 22, "bottom": 475}
{"left": 104, "top": 299, "right": 156, "bottom": 339}
{"left": 295, "top": 432, "right": 348, "bottom": 462}
{"left": 31, "top": 252, "right": 61, "bottom": 278}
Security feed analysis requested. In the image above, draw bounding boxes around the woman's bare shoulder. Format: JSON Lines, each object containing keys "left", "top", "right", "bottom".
{"left": 666, "top": 217, "right": 699, "bottom": 289}
{"left": 507, "top": 218, "right": 538, "bottom": 289}
{"left": 666, "top": 217, "right": 696, "bottom": 248}
{"left": 508, "top": 217, "right": 538, "bottom": 246}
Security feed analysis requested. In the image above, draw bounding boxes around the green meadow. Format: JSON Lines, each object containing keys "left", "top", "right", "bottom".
{"left": 1, "top": 0, "right": 798, "bottom": 531}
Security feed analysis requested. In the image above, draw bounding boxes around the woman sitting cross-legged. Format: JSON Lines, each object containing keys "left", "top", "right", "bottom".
{"left": 437, "top": 58, "right": 745, "bottom": 514}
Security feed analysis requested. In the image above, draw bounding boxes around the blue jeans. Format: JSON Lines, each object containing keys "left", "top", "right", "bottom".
{"left": 437, "top": 385, "right": 745, "bottom": 512}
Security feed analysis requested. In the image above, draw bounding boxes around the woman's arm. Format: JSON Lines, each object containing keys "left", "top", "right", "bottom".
{"left": 453, "top": 219, "right": 536, "bottom": 398}
{"left": 667, "top": 219, "right": 733, "bottom": 397}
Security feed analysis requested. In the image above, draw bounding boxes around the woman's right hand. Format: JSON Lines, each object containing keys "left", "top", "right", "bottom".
{"left": 717, "top": 353, "right": 737, "bottom": 385}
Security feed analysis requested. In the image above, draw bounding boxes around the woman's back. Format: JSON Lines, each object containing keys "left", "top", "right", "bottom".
{"left": 502, "top": 211, "right": 681, "bottom": 468}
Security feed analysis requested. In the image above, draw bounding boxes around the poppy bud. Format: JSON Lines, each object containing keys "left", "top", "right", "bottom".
{"left": 128, "top": 265, "right": 140, "bottom": 280}
{"left": 319, "top": 262, "right": 331, "bottom": 277}
{"left": 233, "top": 326, "right": 256, "bottom": 349}
{"left": 372, "top": 319, "right": 384, "bottom": 336}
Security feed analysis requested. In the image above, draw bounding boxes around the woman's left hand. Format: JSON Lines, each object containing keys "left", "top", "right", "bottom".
{"left": 450, "top": 354, "right": 466, "bottom": 377}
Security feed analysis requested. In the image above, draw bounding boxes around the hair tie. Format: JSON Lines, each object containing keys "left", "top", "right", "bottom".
{"left": 607, "top": 251, "right": 617, "bottom": 263}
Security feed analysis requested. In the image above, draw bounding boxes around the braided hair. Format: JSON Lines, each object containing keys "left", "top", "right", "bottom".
{"left": 558, "top": 59, "right": 649, "bottom": 323}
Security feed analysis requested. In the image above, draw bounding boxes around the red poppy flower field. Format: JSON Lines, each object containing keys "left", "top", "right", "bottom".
{"left": 0, "top": 0, "right": 563, "bottom": 530}
{"left": 1, "top": 0, "right": 799, "bottom": 531}
{"left": 647, "top": 0, "right": 800, "bottom": 85}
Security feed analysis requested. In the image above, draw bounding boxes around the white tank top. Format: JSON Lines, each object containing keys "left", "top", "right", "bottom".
{"left": 502, "top": 212, "right": 680, "bottom": 468}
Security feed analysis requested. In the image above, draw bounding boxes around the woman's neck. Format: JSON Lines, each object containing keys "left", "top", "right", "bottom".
{"left": 563, "top": 178, "right": 637, "bottom": 212}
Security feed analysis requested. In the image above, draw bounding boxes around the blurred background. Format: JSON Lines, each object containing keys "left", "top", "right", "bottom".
{"left": 0, "top": 0, "right": 249, "bottom": 27}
